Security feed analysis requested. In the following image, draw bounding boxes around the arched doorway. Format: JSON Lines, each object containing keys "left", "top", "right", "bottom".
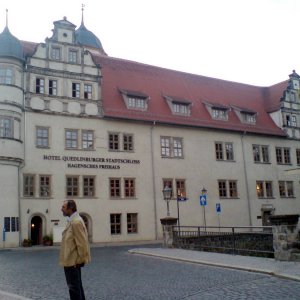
{"left": 80, "top": 213, "right": 92, "bottom": 243}
{"left": 31, "top": 216, "right": 43, "bottom": 245}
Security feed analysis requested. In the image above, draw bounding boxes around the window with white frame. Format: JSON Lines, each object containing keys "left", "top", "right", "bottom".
{"left": 212, "top": 108, "right": 228, "bottom": 120}
{"left": 72, "top": 83, "right": 80, "bottom": 98}
{"left": 123, "top": 134, "right": 134, "bottom": 151}
{"left": 163, "top": 179, "right": 173, "bottom": 198}
{"left": 51, "top": 47, "right": 60, "bottom": 60}
{"left": 127, "top": 96, "right": 146, "bottom": 109}
{"left": 110, "top": 214, "right": 121, "bottom": 235}
{"left": 161, "top": 136, "right": 183, "bottom": 158}
{"left": 256, "top": 181, "right": 273, "bottom": 198}
{"left": 218, "top": 180, "right": 238, "bottom": 198}
{"left": 276, "top": 147, "right": 291, "bottom": 164}
{"left": 66, "top": 176, "right": 79, "bottom": 197}
{"left": 252, "top": 145, "right": 269, "bottom": 163}
{"left": 172, "top": 102, "right": 189, "bottom": 115}
{"left": 68, "top": 49, "right": 78, "bottom": 63}
{"left": 65, "top": 129, "right": 78, "bottom": 149}
{"left": 36, "top": 127, "right": 49, "bottom": 148}
{"left": 110, "top": 178, "right": 121, "bottom": 198}
{"left": 49, "top": 80, "right": 57, "bottom": 96}
{"left": 83, "top": 176, "right": 95, "bottom": 197}
{"left": 176, "top": 179, "right": 186, "bottom": 198}
{"left": 82, "top": 130, "right": 94, "bottom": 150}
{"left": 215, "top": 142, "right": 234, "bottom": 161}
{"left": 0, "top": 117, "right": 13, "bottom": 138}
{"left": 127, "top": 213, "right": 138, "bottom": 233}
{"left": 36, "top": 78, "right": 45, "bottom": 94}
{"left": 278, "top": 181, "right": 294, "bottom": 197}
{"left": 23, "top": 174, "right": 35, "bottom": 197}
{"left": 39, "top": 175, "right": 51, "bottom": 197}
{"left": 242, "top": 113, "right": 256, "bottom": 124}
{"left": 0, "top": 67, "right": 13, "bottom": 84}
{"left": 84, "top": 84, "right": 92, "bottom": 100}
{"left": 124, "top": 178, "right": 135, "bottom": 198}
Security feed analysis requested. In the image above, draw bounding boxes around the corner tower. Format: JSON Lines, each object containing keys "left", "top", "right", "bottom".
{"left": 0, "top": 13, "right": 25, "bottom": 247}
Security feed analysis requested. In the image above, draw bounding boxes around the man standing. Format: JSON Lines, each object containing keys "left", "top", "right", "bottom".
{"left": 60, "top": 200, "right": 91, "bottom": 300}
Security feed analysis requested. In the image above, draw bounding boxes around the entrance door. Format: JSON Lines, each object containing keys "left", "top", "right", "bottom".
{"left": 31, "top": 216, "right": 43, "bottom": 245}
{"left": 262, "top": 210, "right": 272, "bottom": 226}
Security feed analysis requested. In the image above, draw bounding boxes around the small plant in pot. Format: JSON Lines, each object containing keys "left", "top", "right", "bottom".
{"left": 22, "top": 238, "right": 32, "bottom": 247}
{"left": 42, "top": 234, "right": 53, "bottom": 246}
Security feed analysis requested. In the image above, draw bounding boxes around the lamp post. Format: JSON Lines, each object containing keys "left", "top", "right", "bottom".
{"left": 162, "top": 186, "right": 172, "bottom": 217}
{"left": 201, "top": 187, "right": 207, "bottom": 229}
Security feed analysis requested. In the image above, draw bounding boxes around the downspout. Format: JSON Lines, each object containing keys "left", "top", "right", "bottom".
{"left": 150, "top": 121, "right": 158, "bottom": 239}
{"left": 241, "top": 131, "right": 253, "bottom": 226}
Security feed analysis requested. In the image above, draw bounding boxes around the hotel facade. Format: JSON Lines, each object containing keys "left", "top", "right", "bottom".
{"left": 0, "top": 16, "right": 300, "bottom": 247}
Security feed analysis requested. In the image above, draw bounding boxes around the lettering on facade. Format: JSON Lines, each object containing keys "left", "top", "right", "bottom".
{"left": 43, "top": 155, "right": 140, "bottom": 169}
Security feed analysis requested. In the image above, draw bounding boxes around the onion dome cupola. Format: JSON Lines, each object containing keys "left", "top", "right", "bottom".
{"left": 75, "top": 6, "right": 107, "bottom": 55}
{"left": 0, "top": 26, "right": 24, "bottom": 61}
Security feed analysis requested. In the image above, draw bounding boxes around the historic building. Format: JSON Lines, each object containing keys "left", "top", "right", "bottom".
{"left": 0, "top": 14, "right": 299, "bottom": 247}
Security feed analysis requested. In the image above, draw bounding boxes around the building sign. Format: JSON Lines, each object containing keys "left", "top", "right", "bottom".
{"left": 43, "top": 155, "right": 140, "bottom": 169}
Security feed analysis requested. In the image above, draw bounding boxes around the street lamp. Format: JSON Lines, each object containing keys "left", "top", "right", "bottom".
{"left": 162, "top": 186, "right": 172, "bottom": 217}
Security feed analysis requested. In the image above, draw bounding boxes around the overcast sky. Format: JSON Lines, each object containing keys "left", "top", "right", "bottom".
{"left": 0, "top": 0, "right": 299, "bottom": 86}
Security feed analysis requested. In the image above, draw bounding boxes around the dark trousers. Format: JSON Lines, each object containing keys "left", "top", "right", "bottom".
{"left": 64, "top": 265, "right": 86, "bottom": 300}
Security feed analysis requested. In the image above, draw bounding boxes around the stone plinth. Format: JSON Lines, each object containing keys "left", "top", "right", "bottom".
{"left": 160, "top": 217, "right": 178, "bottom": 248}
{"left": 269, "top": 214, "right": 300, "bottom": 261}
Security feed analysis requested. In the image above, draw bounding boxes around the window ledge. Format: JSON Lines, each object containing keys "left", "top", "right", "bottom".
{"left": 280, "top": 196, "right": 296, "bottom": 199}
{"left": 277, "top": 163, "right": 292, "bottom": 166}
{"left": 216, "top": 159, "right": 236, "bottom": 163}
{"left": 253, "top": 162, "right": 271, "bottom": 164}
{"left": 219, "top": 197, "right": 240, "bottom": 200}
{"left": 257, "top": 197, "right": 275, "bottom": 200}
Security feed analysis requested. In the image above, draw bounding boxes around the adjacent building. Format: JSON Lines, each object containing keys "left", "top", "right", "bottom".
{"left": 0, "top": 15, "right": 299, "bottom": 247}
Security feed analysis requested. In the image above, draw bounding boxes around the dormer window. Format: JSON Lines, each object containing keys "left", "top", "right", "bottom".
{"left": 242, "top": 112, "right": 256, "bottom": 124}
{"left": 163, "top": 95, "right": 191, "bottom": 116}
{"left": 203, "top": 101, "right": 229, "bottom": 121}
{"left": 231, "top": 105, "right": 257, "bottom": 124}
{"left": 119, "top": 89, "right": 149, "bottom": 111}
{"left": 212, "top": 108, "right": 227, "bottom": 120}
{"left": 286, "top": 115, "right": 297, "bottom": 127}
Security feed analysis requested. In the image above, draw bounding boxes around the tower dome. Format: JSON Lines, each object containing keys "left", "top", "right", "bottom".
{"left": 75, "top": 22, "right": 106, "bottom": 54}
{"left": 0, "top": 26, "right": 24, "bottom": 61}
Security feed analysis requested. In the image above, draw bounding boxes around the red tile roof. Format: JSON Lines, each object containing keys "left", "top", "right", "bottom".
{"left": 21, "top": 41, "right": 287, "bottom": 137}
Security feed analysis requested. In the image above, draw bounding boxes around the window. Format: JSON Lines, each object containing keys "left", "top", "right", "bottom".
{"left": 123, "top": 134, "right": 134, "bottom": 151}
{"left": 49, "top": 80, "right": 57, "bottom": 96}
{"left": 276, "top": 147, "right": 291, "bottom": 164}
{"left": 65, "top": 129, "right": 78, "bottom": 149}
{"left": 286, "top": 115, "right": 297, "bottom": 127}
{"left": 66, "top": 176, "right": 79, "bottom": 197}
{"left": 296, "top": 149, "right": 300, "bottom": 165}
{"left": 172, "top": 103, "right": 189, "bottom": 115}
{"left": 36, "top": 78, "right": 45, "bottom": 94}
{"left": 163, "top": 179, "right": 173, "bottom": 198}
{"left": 218, "top": 180, "right": 238, "bottom": 198}
{"left": 291, "top": 116, "right": 297, "bottom": 127}
{"left": 3, "top": 217, "right": 19, "bottom": 232}
{"left": 176, "top": 179, "right": 186, "bottom": 198}
{"left": 72, "top": 83, "right": 80, "bottom": 98}
{"left": 278, "top": 181, "right": 294, "bottom": 197}
{"left": 243, "top": 113, "right": 256, "bottom": 124}
{"left": 40, "top": 175, "right": 51, "bottom": 197}
{"left": 83, "top": 176, "right": 95, "bottom": 197}
{"left": 84, "top": 84, "right": 92, "bottom": 100}
{"left": 253, "top": 145, "right": 269, "bottom": 163}
{"left": 24, "top": 174, "right": 35, "bottom": 197}
{"left": 36, "top": 127, "right": 49, "bottom": 148}
{"left": 256, "top": 181, "right": 273, "bottom": 198}
{"left": 109, "top": 133, "right": 119, "bottom": 150}
{"left": 51, "top": 47, "right": 60, "bottom": 60}
{"left": 0, "top": 68, "right": 13, "bottom": 84}
{"left": 212, "top": 109, "right": 228, "bottom": 120}
{"left": 215, "top": 142, "right": 234, "bottom": 161}
{"left": 110, "top": 214, "right": 121, "bottom": 235}
{"left": 110, "top": 178, "right": 121, "bottom": 198}
{"left": 124, "top": 178, "right": 135, "bottom": 198}
{"left": 0, "top": 117, "right": 13, "bottom": 138}
{"left": 82, "top": 130, "right": 94, "bottom": 150}
{"left": 127, "top": 213, "right": 138, "bottom": 234}
{"left": 128, "top": 97, "right": 146, "bottom": 109}
{"left": 69, "top": 50, "right": 78, "bottom": 63}
{"left": 161, "top": 137, "right": 183, "bottom": 158}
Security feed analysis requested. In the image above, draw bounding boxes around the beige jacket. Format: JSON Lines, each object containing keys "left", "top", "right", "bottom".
{"left": 59, "top": 213, "right": 91, "bottom": 267}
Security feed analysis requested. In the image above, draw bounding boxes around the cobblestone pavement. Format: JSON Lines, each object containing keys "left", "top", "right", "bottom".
{"left": 0, "top": 245, "right": 300, "bottom": 300}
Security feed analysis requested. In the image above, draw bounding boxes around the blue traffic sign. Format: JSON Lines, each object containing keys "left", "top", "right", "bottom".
{"left": 177, "top": 197, "right": 187, "bottom": 202}
{"left": 199, "top": 195, "right": 207, "bottom": 206}
{"left": 216, "top": 203, "right": 221, "bottom": 214}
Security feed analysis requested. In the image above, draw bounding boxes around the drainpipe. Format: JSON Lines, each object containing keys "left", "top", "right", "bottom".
{"left": 150, "top": 121, "right": 158, "bottom": 239}
{"left": 241, "top": 131, "right": 253, "bottom": 226}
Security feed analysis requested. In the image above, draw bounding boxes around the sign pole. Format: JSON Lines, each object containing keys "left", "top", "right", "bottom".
{"left": 177, "top": 199, "right": 180, "bottom": 228}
